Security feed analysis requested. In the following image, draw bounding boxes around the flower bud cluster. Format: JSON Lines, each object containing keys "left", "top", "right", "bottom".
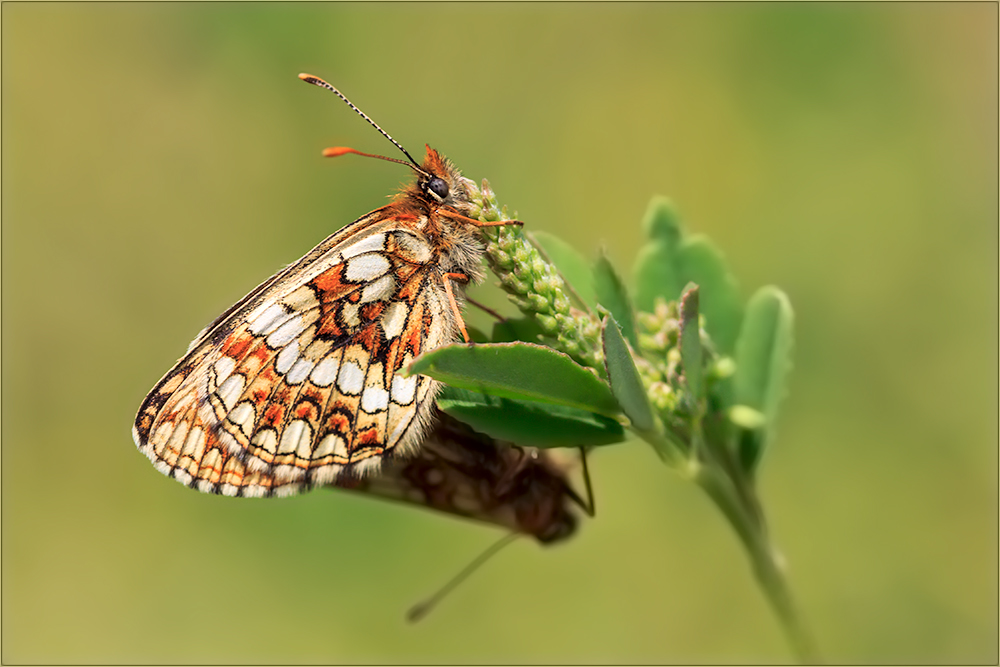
{"left": 635, "top": 298, "right": 684, "bottom": 412}
{"left": 636, "top": 297, "right": 733, "bottom": 419}
{"left": 468, "top": 178, "right": 603, "bottom": 370}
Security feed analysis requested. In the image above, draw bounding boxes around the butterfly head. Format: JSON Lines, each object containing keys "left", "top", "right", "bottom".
{"left": 509, "top": 462, "right": 580, "bottom": 544}
{"left": 413, "top": 145, "right": 475, "bottom": 213}
{"left": 536, "top": 512, "right": 578, "bottom": 544}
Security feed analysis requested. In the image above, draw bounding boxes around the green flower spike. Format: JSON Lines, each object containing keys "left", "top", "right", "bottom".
{"left": 468, "top": 178, "right": 604, "bottom": 372}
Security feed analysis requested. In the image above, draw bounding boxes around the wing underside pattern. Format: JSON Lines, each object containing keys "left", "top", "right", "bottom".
{"left": 133, "top": 224, "right": 462, "bottom": 495}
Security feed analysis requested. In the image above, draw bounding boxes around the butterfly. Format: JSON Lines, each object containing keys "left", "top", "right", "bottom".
{"left": 132, "top": 73, "right": 521, "bottom": 497}
{"left": 337, "top": 409, "right": 587, "bottom": 544}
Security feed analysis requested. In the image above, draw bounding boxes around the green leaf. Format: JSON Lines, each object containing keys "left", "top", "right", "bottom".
{"left": 490, "top": 316, "right": 544, "bottom": 344}
{"left": 601, "top": 315, "right": 656, "bottom": 432}
{"left": 437, "top": 386, "right": 626, "bottom": 449}
{"left": 409, "top": 342, "right": 621, "bottom": 417}
{"left": 679, "top": 284, "right": 703, "bottom": 401}
{"left": 676, "top": 235, "right": 743, "bottom": 355}
{"left": 632, "top": 202, "right": 743, "bottom": 355}
{"left": 593, "top": 249, "right": 640, "bottom": 349}
{"left": 529, "top": 230, "right": 598, "bottom": 310}
{"left": 641, "top": 195, "right": 683, "bottom": 242}
{"left": 633, "top": 197, "right": 683, "bottom": 311}
{"left": 733, "top": 286, "right": 795, "bottom": 472}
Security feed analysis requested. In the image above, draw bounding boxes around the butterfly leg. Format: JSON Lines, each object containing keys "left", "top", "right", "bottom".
{"left": 441, "top": 272, "right": 473, "bottom": 344}
{"left": 439, "top": 209, "right": 524, "bottom": 228}
{"left": 577, "top": 447, "right": 596, "bottom": 517}
{"left": 464, "top": 296, "right": 505, "bottom": 323}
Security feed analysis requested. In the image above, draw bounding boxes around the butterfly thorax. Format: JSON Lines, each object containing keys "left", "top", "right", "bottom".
{"left": 392, "top": 146, "right": 485, "bottom": 284}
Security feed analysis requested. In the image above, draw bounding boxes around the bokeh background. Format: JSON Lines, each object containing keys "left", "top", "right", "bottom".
{"left": 3, "top": 4, "right": 996, "bottom": 664}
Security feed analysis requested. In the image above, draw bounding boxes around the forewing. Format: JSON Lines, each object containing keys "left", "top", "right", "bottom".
{"left": 134, "top": 213, "right": 459, "bottom": 495}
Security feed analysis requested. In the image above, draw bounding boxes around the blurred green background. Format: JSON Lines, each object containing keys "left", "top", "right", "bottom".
{"left": 3, "top": 4, "right": 996, "bottom": 664}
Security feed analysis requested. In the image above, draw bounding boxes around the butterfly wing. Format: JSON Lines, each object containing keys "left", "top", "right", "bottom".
{"left": 134, "top": 210, "right": 461, "bottom": 496}
{"left": 337, "top": 412, "right": 581, "bottom": 543}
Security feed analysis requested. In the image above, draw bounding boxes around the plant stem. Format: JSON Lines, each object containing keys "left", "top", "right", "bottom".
{"left": 634, "top": 423, "right": 687, "bottom": 469}
{"left": 633, "top": 424, "right": 819, "bottom": 662}
{"left": 694, "top": 466, "right": 822, "bottom": 664}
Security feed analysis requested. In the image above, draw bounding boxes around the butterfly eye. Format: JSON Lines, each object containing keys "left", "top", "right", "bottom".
{"left": 427, "top": 177, "right": 449, "bottom": 201}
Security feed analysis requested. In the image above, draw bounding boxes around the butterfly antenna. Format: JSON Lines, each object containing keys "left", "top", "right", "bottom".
{"left": 407, "top": 533, "right": 520, "bottom": 623}
{"left": 298, "top": 73, "right": 423, "bottom": 170}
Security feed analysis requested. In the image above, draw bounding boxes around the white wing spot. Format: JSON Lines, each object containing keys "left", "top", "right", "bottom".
{"left": 390, "top": 373, "right": 418, "bottom": 406}
{"left": 345, "top": 254, "right": 390, "bottom": 283}
{"left": 361, "top": 385, "right": 390, "bottom": 414}
{"left": 252, "top": 428, "right": 278, "bottom": 455}
{"left": 359, "top": 274, "right": 396, "bottom": 304}
{"left": 275, "top": 340, "right": 299, "bottom": 375}
{"left": 213, "top": 356, "right": 236, "bottom": 386}
{"left": 315, "top": 433, "right": 348, "bottom": 460}
{"left": 228, "top": 402, "right": 256, "bottom": 437}
{"left": 381, "top": 301, "right": 408, "bottom": 340}
{"left": 294, "top": 424, "right": 315, "bottom": 460}
{"left": 337, "top": 361, "right": 365, "bottom": 395}
{"left": 340, "top": 233, "right": 386, "bottom": 260}
{"left": 266, "top": 314, "right": 305, "bottom": 348}
{"left": 248, "top": 303, "right": 290, "bottom": 335}
{"left": 216, "top": 374, "right": 246, "bottom": 411}
{"left": 278, "top": 419, "right": 314, "bottom": 458}
{"left": 310, "top": 356, "right": 340, "bottom": 387}
{"left": 286, "top": 358, "right": 315, "bottom": 385}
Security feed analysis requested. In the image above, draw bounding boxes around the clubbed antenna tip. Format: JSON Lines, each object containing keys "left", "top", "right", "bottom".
{"left": 298, "top": 72, "right": 421, "bottom": 169}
